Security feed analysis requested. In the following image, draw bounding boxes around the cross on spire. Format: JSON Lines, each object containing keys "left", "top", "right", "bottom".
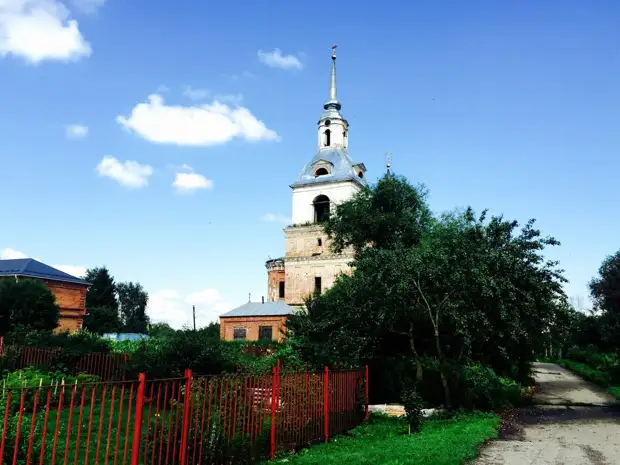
{"left": 331, "top": 44, "right": 337, "bottom": 59}
{"left": 385, "top": 152, "right": 392, "bottom": 175}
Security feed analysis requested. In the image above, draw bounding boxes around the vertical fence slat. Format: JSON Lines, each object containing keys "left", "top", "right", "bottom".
{"left": 0, "top": 390, "right": 11, "bottom": 465}
{"left": 130, "top": 374, "right": 146, "bottom": 465}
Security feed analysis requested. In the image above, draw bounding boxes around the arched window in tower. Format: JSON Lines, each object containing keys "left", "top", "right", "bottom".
{"left": 324, "top": 129, "right": 331, "bottom": 147}
{"left": 313, "top": 195, "right": 331, "bottom": 223}
{"left": 315, "top": 168, "right": 329, "bottom": 177}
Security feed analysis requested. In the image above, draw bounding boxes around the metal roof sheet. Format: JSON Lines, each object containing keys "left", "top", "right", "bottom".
{"left": 219, "top": 301, "right": 295, "bottom": 318}
{"left": 0, "top": 258, "right": 89, "bottom": 285}
{"left": 292, "top": 147, "right": 367, "bottom": 188}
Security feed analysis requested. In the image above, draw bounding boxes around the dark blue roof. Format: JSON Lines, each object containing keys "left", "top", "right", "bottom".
{"left": 0, "top": 259, "right": 89, "bottom": 285}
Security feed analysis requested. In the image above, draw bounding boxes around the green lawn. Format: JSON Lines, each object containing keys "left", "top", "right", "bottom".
{"left": 555, "top": 359, "right": 620, "bottom": 401}
{"left": 270, "top": 412, "right": 500, "bottom": 465}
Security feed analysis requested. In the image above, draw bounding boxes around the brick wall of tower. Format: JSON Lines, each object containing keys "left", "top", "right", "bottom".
{"left": 283, "top": 224, "right": 355, "bottom": 306}
{"left": 267, "top": 268, "right": 286, "bottom": 302}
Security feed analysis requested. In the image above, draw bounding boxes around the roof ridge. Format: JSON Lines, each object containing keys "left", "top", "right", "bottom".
{"left": 20, "top": 258, "right": 33, "bottom": 274}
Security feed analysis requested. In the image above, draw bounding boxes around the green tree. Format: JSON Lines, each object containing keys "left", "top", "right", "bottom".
{"left": 589, "top": 250, "right": 620, "bottom": 348}
{"left": 288, "top": 175, "right": 566, "bottom": 407}
{"left": 117, "top": 282, "right": 149, "bottom": 333}
{"left": 149, "top": 322, "right": 176, "bottom": 338}
{"left": 0, "top": 278, "right": 59, "bottom": 334}
{"left": 324, "top": 174, "right": 433, "bottom": 257}
{"left": 83, "top": 267, "right": 120, "bottom": 334}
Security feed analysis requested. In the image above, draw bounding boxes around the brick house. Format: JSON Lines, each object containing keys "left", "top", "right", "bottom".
{"left": 219, "top": 300, "right": 294, "bottom": 342}
{"left": 0, "top": 258, "right": 89, "bottom": 333}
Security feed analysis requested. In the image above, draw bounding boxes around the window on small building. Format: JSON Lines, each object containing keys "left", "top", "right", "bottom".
{"left": 317, "top": 238, "right": 322, "bottom": 246}
{"left": 233, "top": 327, "right": 247, "bottom": 341}
{"left": 259, "top": 326, "right": 273, "bottom": 341}
{"left": 313, "top": 195, "right": 330, "bottom": 223}
{"left": 325, "top": 129, "right": 331, "bottom": 146}
{"left": 358, "top": 171, "right": 364, "bottom": 179}
{"left": 279, "top": 281, "right": 285, "bottom": 299}
{"left": 315, "top": 167, "right": 329, "bottom": 177}
{"left": 314, "top": 276, "right": 322, "bottom": 295}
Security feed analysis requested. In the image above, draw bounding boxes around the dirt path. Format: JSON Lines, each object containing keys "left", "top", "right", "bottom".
{"left": 472, "top": 362, "right": 620, "bottom": 465}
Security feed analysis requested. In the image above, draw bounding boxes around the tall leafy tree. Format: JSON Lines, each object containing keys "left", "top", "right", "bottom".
{"left": 324, "top": 174, "right": 433, "bottom": 256}
{"left": 288, "top": 174, "right": 566, "bottom": 407}
{"left": 83, "top": 267, "right": 120, "bottom": 334}
{"left": 0, "top": 278, "right": 59, "bottom": 334}
{"left": 589, "top": 250, "right": 620, "bottom": 348}
{"left": 149, "top": 322, "right": 176, "bottom": 338}
{"left": 117, "top": 282, "right": 150, "bottom": 333}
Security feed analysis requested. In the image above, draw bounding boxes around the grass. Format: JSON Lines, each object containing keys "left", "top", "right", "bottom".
{"left": 270, "top": 412, "right": 500, "bottom": 465}
{"left": 555, "top": 359, "right": 620, "bottom": 401}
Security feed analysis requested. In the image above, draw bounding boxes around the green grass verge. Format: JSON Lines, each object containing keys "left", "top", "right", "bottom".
{"left": 271, "top": 412, "right": 500, "bottom": 465}
{"left": 555, "top": 359, "right": 620, "bottom": 401}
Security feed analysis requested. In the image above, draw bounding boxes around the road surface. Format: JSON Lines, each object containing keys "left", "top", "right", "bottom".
{"left": 472, "top": 362, "right": 620, "bottom": 465}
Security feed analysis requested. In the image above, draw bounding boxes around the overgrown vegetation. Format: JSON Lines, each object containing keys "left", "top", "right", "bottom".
{"left": 1, "top": 323, "right": 307, "bottom": 380}
{"left": 271, "top": 413, "right": 499, "bottom": 465}
{"left": 288, "top": 174, "right": 566, "bottom": 408}
{"left": 543, "top": 248, "right": 620, "bottom": 401}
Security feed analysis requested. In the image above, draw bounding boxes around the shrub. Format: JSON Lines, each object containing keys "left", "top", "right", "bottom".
{"left": 0, "top": 368, "right": 102, "bottom": 414}
{"left": 401, "top": 389, "right": 424, "bottom": 433}
{"left": 459, "top": 363, "right": 524, "bottom": 409}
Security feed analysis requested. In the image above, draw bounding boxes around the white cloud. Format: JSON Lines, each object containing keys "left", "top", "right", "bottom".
{"left": 53, "top": 264, "right": 86, "bottom": 277}
{"left": 172, "top": 166, "right": 213, "bottom": 193}
{"left": 262, "top": 213, "right": 291, "bottom": 225}
{"left": 69, "top": 0, "right": 104, "bottom": 14}
{"left": 183, "top": 86, "right": 210, "bottom": 101}
{"left": 0, "top": 0, "right": 95, "bottom": 63}
{"left": 0, "top": 247, "right": 28, "bottom": 259}
{"left": 258, "top": 48, "right": 303, "bottom": 70}
{"left": 65, "top": 123, "right": 88, "bottom": 139}
{"left": 228, "top": 71, "right": 256, "bottom": 82}
{"left": 117, "top": 94, "right": 279, "bottom": 146}
{"left": 96, "top": 156, "right": 153, "bottom": 189}
{"left": 215, "top": 93, "right": 243, "bottom": 105}
{"left": 148, "top": 288, "right": 230, "bottom": 329}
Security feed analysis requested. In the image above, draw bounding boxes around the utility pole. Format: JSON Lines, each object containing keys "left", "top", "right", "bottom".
{"left": 193, "top": 305, "right": 196, "bottom": 331}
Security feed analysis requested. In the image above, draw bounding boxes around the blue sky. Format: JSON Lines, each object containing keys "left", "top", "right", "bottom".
{"left": 1, "top": 0, "right": 618, "bottom": 326}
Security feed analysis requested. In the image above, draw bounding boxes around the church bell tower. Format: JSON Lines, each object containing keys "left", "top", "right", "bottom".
{"left": 266, "top": 45, "right": 368, "bottom": 308}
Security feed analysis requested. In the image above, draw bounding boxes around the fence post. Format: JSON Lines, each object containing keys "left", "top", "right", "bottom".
{"left": 365, "top": 365, "right": 369, "bottom": 420}
{"left": 323, "top": 366, "right": 329, "bottom": 443}
{"left": 270, "top": 366, "right": 277, "bottom": 460}
{"left": 130, "top": 373, "right": 146, "bottom": 465}
{"left": 179, "top": 369, "right": 193, "bottom": 465}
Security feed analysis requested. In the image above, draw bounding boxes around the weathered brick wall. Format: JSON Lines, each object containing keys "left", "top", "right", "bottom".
{"left": 267, "top": 268, "right": 286, "bottom": 302}
{"left": 220, "top": 315, "right": 288, "bottom": 342}
{"left": 43, "top": 280, "right": 87, "bottom": 333}
{"left": 282, "top": 224, "right": 355, "bottom": 306}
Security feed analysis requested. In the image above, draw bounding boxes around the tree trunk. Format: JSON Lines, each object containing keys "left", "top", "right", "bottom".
{"left": 408, "top": 323, "right": 423, "bottom": 381}
{"left": 433, "top": 330, "right": 452, "bottom": 409}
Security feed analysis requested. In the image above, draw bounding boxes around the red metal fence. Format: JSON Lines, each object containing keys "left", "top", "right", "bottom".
{"left": 0, "top": 341, "right": 128, "bottom": 381}
{"left": 0, "top": 364, "right": 368, "bottom": 464}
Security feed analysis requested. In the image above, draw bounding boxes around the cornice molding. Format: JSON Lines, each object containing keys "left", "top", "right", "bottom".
{"left": 284, "top": 254, "right": 354, "bottom": 263}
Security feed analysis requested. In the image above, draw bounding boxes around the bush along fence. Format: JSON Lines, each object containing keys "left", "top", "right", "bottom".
{"left": 0, "top": 339, "right": 128, "bottom": 381}
{"left": 0, "top": 362, "right": 369, "bottom": 464}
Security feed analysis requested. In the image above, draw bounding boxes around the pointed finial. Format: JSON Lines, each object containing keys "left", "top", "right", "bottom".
{"left": 385, "top": 152, "right": 392, "bottom": 175}
{"left": 248, "top": 292, "right": 251, "bottom": 303}
{"left": 331, "top": 44, "right": 337, "bottom": 60}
